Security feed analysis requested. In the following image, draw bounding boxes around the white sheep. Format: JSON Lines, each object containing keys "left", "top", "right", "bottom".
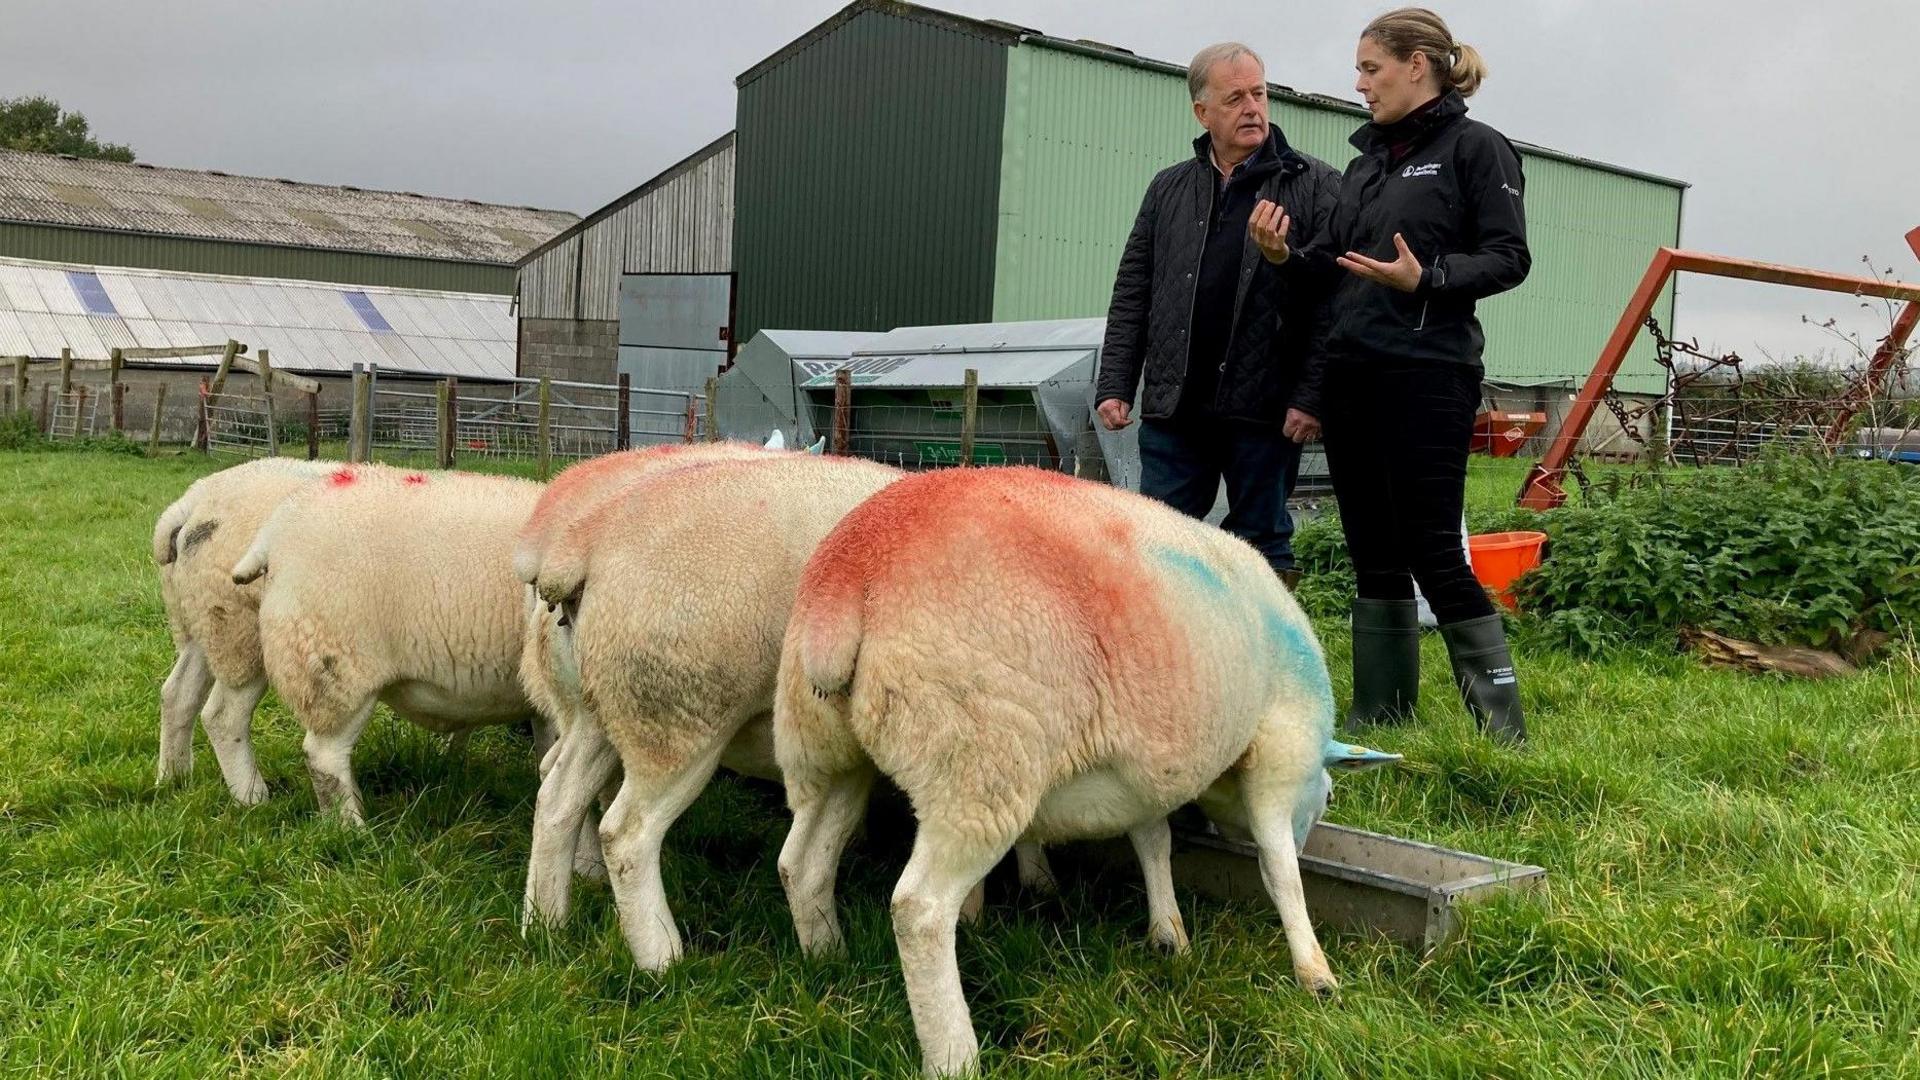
{"left": 521, "top": 452, "right": 906, "bottom": 963}
{"left": 232, "top": 464, "right": 549, "bottom": 825}
{"left": 516, "top": 439, "right": 792, "bottom": 912}
{"left": 774, "top": 466, "right": 1396, "bottom": 1077}
{"left": 153, "top": 457, "right": 339, "bottom": 803}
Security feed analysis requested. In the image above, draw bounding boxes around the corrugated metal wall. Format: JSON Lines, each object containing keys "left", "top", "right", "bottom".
{"left": 515, "top": 139, "right": 735, "bottom": 321}
{"left": 732, "top": 9, "right": 1007, "bottom": 343}
{"left": 991, "top": 44, "right": 1681, "bottom": 389}
{"left": 0, "top": 221, "right": 516, "bottom": 294}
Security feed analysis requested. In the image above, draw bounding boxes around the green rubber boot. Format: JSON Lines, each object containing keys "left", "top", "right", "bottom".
{"left": 1440, "top": 614, "right": 1527, "bottom": 745}
{"left": 1348, "top": 599, "right": 1420, "bottom": 725}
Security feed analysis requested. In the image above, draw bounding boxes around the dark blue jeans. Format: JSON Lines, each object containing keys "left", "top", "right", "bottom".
{"left": 1138, "top": 417, "right": 1302, "bottom": 573}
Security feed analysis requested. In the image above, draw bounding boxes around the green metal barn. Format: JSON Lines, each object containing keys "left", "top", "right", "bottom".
{"left": 732, "top": 0, "right": 1685, "bottom": 393}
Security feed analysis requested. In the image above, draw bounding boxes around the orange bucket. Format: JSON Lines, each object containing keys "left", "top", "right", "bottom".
{"left": 1468, "top": 531, "right": 1548, "bottom": 610}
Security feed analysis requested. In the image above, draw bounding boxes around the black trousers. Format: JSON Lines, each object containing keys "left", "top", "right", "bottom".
{"left": 1138, "top": 417, "right": 1303, "bottom": 575}
{"left": 1321, "top": 360, "right": 1495, "bottom": 624}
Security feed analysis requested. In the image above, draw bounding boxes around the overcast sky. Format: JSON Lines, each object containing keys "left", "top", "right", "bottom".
{"left": 6, "top": 0, "right": 1916, "bottom": 362}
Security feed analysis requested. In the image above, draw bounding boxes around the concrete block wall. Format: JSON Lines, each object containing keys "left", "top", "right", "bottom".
{"left": 518, "top": 317, "right": 618, "bottom": 385}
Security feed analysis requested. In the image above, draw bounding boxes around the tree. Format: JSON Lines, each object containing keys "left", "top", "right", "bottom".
{"left": 0, "top": 95, "right": 134, "bottom": 162}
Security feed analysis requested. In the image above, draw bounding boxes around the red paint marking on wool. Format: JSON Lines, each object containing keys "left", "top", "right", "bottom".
{"left": 798, "top": 467, "right": 1199, "bottom": 742}
{"left": 328, "top": 468, "right": 356, "bottom": 487}
{"left": 404, "top": 473, "right": 427, "bottom": 486}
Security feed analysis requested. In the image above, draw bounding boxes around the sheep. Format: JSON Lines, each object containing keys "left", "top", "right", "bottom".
{"left": 153, "top": 457, "right": 339, "bottom": 803}
{"left": 773, "top": 466, "right": 1398, "bottom": 1077}
{"left": 231, "top": 464, "right": 549, "bottom": 825}
{"left": 520, "top": 452, "right": 907, "bottom": 961}
{"left": 515, "top": 439, "right": 792, "bottom": 903}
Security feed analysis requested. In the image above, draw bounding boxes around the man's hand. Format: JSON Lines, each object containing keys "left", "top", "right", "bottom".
{"left": 1249, "top": 200, "right": 1291, "bottom": 264}
{"left": 1283, "top": 408, "right": 1321, "bottom": 444}
{"left": 1337, "top": 232, "right": 1423, "bottom": 293}
{"left": 1096, "top": 398, "right": 1132, "bottom": 431}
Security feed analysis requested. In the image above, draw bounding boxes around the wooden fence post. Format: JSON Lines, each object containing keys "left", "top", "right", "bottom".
{"left": 704, "top": 375, "right": 719, "bottom": 442}
{"left": 615, "top": 374, "right": 631, "bottom": 450}
{"left": 195, "top": 377, "right": 210, "bottom": 452}
{"left": 73, "top": 385, "right": 89, "bottom": 437}
{"left": 108, "top": 349, "right": 124, "bottom": 433}
{"left": 682, "top": 396, "right": 696, "bottom": 443}
{"left": 258, "top": 349, "right": 280, "bottom": 457}
{"left": 435, "top": 379, "right": 453, "bottom": 469}
{"left": 210, "top": 340, "right": 239, "bottom": 397}
{"left": 347, "top": 364, "right": 365, "bottom": 462}
{"left": 959, "top": 367, "right": 979, "bottom": 466}
{"left": 305, "top": 391, "right": 319, "bottom": 460}
{"left": 59, "top": 348, "right": 72, "bottom": 396}
{"left": 536, "top": 377, "right": 552, "bottom": 480}
{"left": 39, "top": 383, "right": 51, "bottom": 433}
{"left": 445, "top": 377, "right": 459, "bottom": 468}
{"left": 149, "top": 383, "right": 168, "bottom": 452}
{"left": 832, "top": 368, "right": 852, "bottom": 456}
{"left": 12, "top": 357, "right": 26, "bottom": 416}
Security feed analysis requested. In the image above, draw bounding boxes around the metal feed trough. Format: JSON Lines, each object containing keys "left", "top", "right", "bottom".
{"left": 716, "top": 318, "right": 1333, "bottom": 507}
{"left": 1074, "top": 822, "right": 1546, "bottom": 955}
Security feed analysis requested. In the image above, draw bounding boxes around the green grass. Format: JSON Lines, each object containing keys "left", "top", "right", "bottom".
{"left": 2, "top": 447, "right": 1917, "bottom": 1077}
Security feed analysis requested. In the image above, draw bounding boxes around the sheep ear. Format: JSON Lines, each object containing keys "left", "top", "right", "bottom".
{"left": 1324, "top": 738, "right": 1400, "bottom": 771}
{"left": 806, "top": 436, "right": 827, "bottom": 455}
{"left": 763, "top": 430, "right": 786, "bottom": 450}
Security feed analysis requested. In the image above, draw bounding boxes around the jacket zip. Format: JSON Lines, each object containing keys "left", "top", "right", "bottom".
{"left": 1177, "top": 171, "right": 1215, "bottom": 399}
{"left": 1417, "top": 301, "right": 1428, "bottom": 330}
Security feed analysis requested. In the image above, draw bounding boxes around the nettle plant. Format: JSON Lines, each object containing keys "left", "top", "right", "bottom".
{"left": 1517, "top": 452, "right": 1920, "bottom": 654}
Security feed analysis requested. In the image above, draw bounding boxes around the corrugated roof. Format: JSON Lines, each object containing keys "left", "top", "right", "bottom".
{"left": 0, "top": 149, "right": 580, "bottom": 265}
{"left": 738, "top": 0, "right": 1687, "bottom": 191}
{"left": 0, "top": 255, "right": 514, "bottom": 379}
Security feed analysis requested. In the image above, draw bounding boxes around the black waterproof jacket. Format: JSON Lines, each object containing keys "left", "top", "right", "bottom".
{"left": 1096, "top": 127, "right": 1342, "bottom": 421}
{"left": 1289, "top": 90, "right": 1530, "bottom": 369}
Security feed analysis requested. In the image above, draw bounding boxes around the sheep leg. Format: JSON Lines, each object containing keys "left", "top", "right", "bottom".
{"left": 1127, "top": 817, "right": 1189, "bottom": 953}
{"left": 202, "top": 677, "right": 270, "bottom": 807}
{"left": 302, "top": 699, "right": 376, "bottom": 827}
{"left": 523, "top": 719, "right": 620, "bottom": 931}
{"left": 157, "top": 646, "right": 213, "bottom": 786}
{"left": 599, "top": 729, "right": 733, "bottom": 972}
{"left": 777, "top": 764, "right": 875, "bottom": 956}
{"left": 531, "top": 711, "right": 562, "bottom": 765}
{"left": 1012, "top": 841, "right": 1057, "bottom": 895}
{"left": 891, "top": 827, "right": 1010, "bottom": 1078}
{"left": 1243, "top": 772, "right": 1336, "bottom": 994}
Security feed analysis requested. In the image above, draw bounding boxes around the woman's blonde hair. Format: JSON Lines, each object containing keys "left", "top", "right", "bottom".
{"left": 1362, "top": 8, "right": 1486, "bottom": 98}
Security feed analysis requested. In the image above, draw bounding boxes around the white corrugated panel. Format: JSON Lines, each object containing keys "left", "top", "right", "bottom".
{"left": 85, "top": 315, "right": 138, "bottom": 353}
{"left": 277, "top": 326, "right": 331, "bottom": 370}
{"left": 130, "top": 276, "right": 184, "bottom": 321}
{"left": 0, "top": 265, "right": 49, "bottom": 313}
{"left": 169, "top": 279, "right": 221, "bottom": 325}
{"left": 125, "top": 319, "right": 172, "bottom": 349}
{"left": 374, "top": 335, "right": 422, "bottom": 370}
{"left": 96, "top": 272, "right": 152, "bottom": 320}
{"left": 373, "top": 291, "right": 430, "bottom": 337}
{"left": 0, "top": 311, "right": 31, "bottom": 355}
{"left": 49, "top": 314, "right": 105, "bottom": 357}
{"left": 17, "top": 311, "right": 65, "bottom": 356}
{"left": 157, "top": 320, "right": 201, "bottom": 348}
{"left": 32, "top": 268, "right": 85, "bottom": 316}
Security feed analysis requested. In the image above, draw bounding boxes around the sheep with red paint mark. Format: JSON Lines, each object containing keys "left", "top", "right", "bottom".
{"left": 230, "top": 465, "right": 551, "bottom": 825}
{"left": 519, "top": 452, "right": 912, "bottom": 956}
{"left": 153, "top": 457, "right": 343, "bottom": 803}
{"left": 774, "top": 466, "right": 1396, "bottom": 1077}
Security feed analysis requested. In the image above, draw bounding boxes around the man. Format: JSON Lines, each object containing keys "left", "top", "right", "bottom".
{"left": 1096, "top": 42, "right": 1341, "bottom": 586}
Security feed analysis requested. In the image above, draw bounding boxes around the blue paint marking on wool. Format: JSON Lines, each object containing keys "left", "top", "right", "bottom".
{"left": 1152, "top": 547, "right": 1228, "bottom": 595}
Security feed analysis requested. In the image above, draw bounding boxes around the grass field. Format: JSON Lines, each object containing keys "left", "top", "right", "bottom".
{"left": 2, "top": 446, "right": 1917, "bottom": 1077}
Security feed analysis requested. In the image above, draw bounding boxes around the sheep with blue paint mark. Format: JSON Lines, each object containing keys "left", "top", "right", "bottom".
{"left": 775, "top": 465, "right": 1395, "bottom": 1077}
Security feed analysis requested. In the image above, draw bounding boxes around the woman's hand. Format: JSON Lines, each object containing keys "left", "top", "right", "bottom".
{"left": 1338, "top": 232, "right": 1423, "bottom": 293}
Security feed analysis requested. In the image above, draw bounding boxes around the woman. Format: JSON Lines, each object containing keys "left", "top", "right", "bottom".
{"left": 1251, "top": 8, "right": 1529, "bottom": 743}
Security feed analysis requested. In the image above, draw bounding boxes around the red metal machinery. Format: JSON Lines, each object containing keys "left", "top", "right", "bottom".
{"left": 1517, "top": 226, "right": 1920, "bottom": 510}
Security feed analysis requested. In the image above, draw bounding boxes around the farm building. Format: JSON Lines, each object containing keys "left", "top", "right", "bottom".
{"left": 523, "top": 0, "right": 1686, "bottom": 434}
{"left": 514, "top": 133, "right": 735, "bottom": 391}
{"left": 0, "top": 147, "right": 576, "bottom": 295}
{"left": 0, "top": 146, "right": 577, "bottom": 439}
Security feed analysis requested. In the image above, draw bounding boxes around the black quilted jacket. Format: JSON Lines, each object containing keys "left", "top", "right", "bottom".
{"left": 1096, "top": 127, "right": 1342, "bottom": 423}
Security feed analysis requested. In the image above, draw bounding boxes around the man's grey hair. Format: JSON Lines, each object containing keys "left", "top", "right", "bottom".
{"left": 1188, "top": 42, "right": 1264, "bottom": 102}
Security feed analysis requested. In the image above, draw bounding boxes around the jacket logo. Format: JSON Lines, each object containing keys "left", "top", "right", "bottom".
{"left": 1501, "top": 182, "right": 1522, "bottom": 197}
{"left": 1401, "top": 162, "right": 1442, "bottom": 178}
